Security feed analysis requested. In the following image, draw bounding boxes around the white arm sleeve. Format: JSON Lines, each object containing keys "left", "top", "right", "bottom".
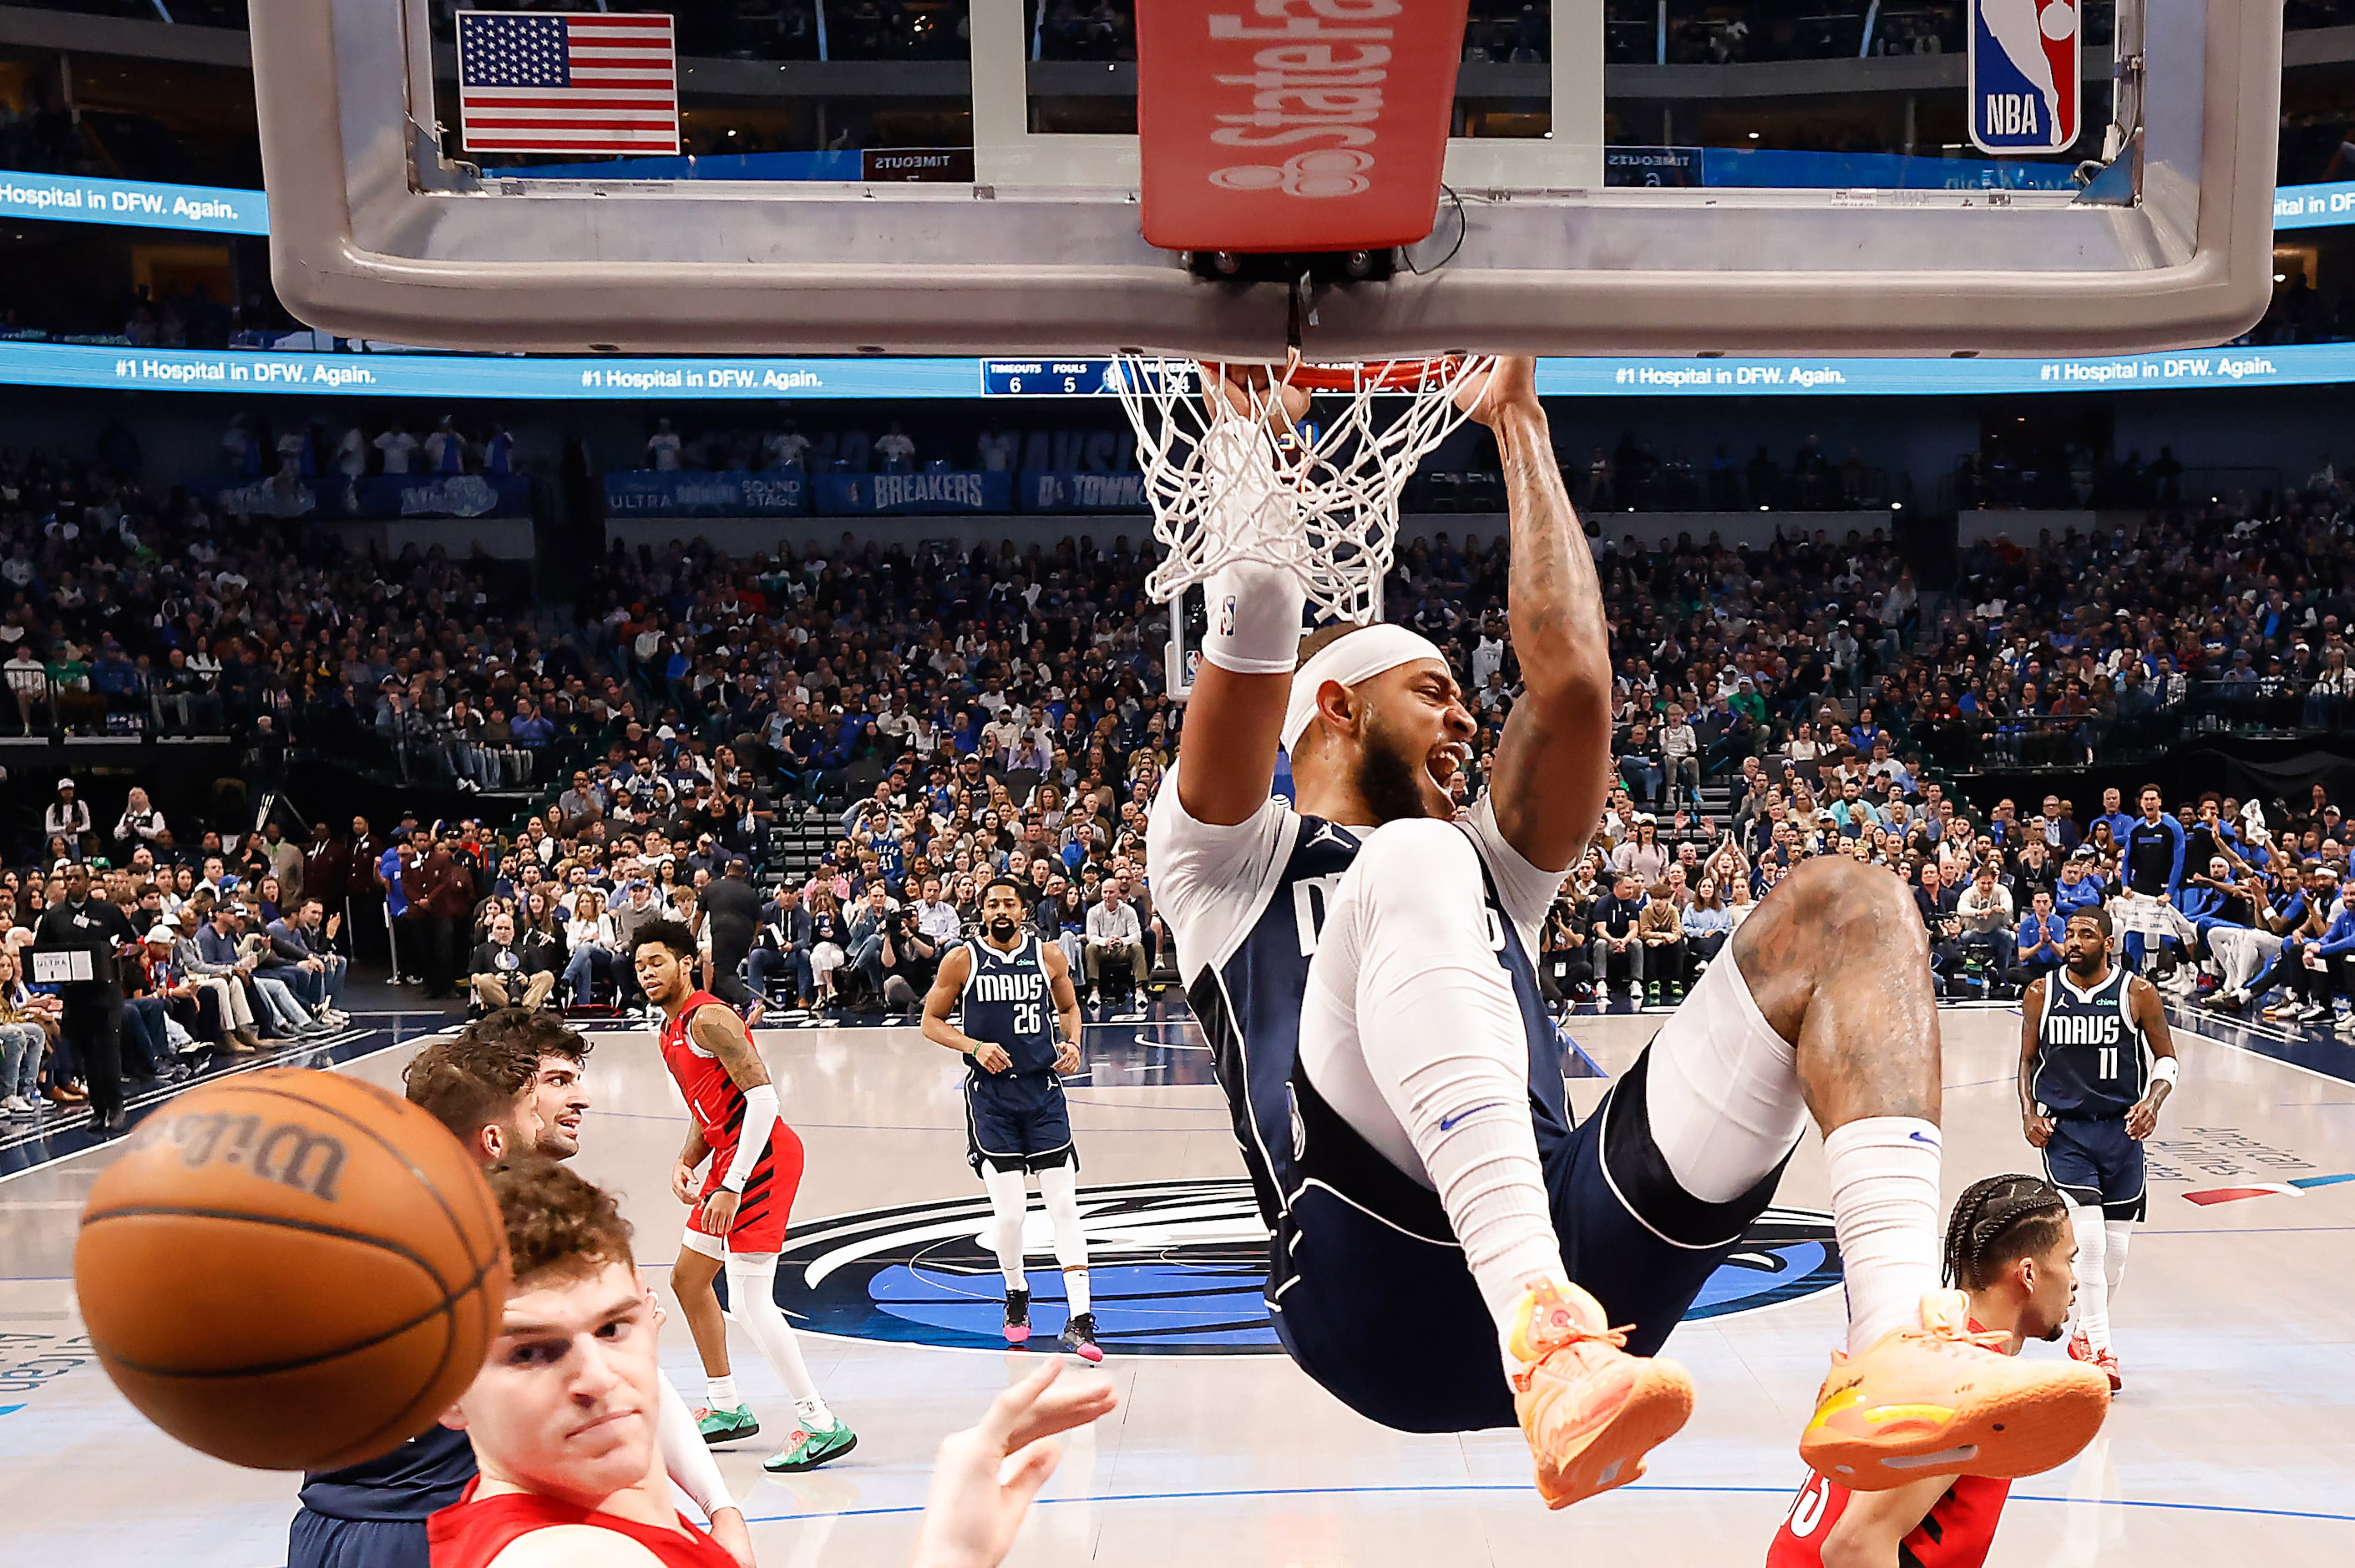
{"left": 721, "top": 1083, "right": 779, "bottom": 1193}
{"left": 655, "top": 1369, "right": 736, "bottom": 1519}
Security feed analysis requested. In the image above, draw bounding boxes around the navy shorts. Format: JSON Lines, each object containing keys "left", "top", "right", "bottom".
{"left": 1269, "top": 1047, "right": 1789, "bottom": 1434}
{"left": 2042, "top": 1115, "right": 2146, "bottom": 1221}
{"left": 287, "top": 1510, "right": 429, "bottom": 1568}
{"left": 965, "top": 1071, "right": 1076, "bottom": 1176}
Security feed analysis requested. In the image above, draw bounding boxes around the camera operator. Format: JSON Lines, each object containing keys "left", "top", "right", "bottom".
{"left": 33, "top": 862, "right": 138, "bottom": 1133}
{"left": 849, "top": 883, "right": 937, "bottom": 1012}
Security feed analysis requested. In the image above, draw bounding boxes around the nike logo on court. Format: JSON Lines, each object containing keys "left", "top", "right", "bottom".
{"left": 1439, "top": 1102, "right": 1512, "bottom": 1131}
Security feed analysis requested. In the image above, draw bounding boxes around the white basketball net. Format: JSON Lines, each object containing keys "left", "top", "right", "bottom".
{"left": 1115, "top": 355, "right": 1497, "bottom": 625}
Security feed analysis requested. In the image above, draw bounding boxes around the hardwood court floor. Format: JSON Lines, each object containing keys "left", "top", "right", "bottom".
{"left": 2, "top": 1003, "right": 2351, "bottom": 1566}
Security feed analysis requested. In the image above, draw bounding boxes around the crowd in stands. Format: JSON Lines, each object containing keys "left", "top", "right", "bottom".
{"left": 8, "top": 408, "right": 2355, "bottom": 1112}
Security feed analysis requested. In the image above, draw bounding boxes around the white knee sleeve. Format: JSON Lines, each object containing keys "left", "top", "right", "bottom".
{"left": 1308, "top": 818, "right": 1566, "bottom": 1325}
{"left": 980, "top": 1166, "right": 1031, "bottom": 1290}
{"left": 2068, "top": 1201, "right": 2111, "bottom": 1350}
{"left": 1642, "top": 949, "right": 1811, "bottom": 1204}
{"left": 1037, "top": 1162, "right": 1091, "bottom": 1316}
{"left": 723, "top": 1251, "right": 823, "bottom": 1409}
{"left": 2103, "top": 1218, "right": 2132, "bottom": 1298}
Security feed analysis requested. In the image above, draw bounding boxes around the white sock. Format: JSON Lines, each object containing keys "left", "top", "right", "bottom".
{"left": 1339, "top": 821, "right": 1570, "bottom": 1341}
{"left": 1037, "top": 1162, "right": 1091, "bottom": 1316}
{"left": 2104, "top": 1218, "right": 2132, "bottom": 1301}
{"left": 793, "top": 1393, "right": 837, "bottom": 1430}
{"left": 1823, "top": 1116, "right": 1944, "bottom": 1353}
{"left": 723, "top": 1252, "right": 823, "bottom": 1409}
{"left": 981, "top": 1165, "right": 1031, "bottom": 1292}
{"left": 706, "top": 1374, "right": 739, "bottom": 1409}
{"left": 2068, "top": 1201, "right": 2111, "bottom": 1352}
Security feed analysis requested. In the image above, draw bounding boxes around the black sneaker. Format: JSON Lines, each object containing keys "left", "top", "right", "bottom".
{"left": 1003, "top": 1287, "right": 1031, "bottom": 1346}
{"left": 1059, "top": 1312, "right": 1104, "bottom": 1363}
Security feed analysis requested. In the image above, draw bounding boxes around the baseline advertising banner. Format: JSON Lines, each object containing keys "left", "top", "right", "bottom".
{"left": 1021, "top": 471, "right": 1147, "bottom": 513}
{"left": 605, "top": 470, "right": 808, "bottom": 518}
{"left": 815, "top": 472, "right": 1013, "bottom": 516}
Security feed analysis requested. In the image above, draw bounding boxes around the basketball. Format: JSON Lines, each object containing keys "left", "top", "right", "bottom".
{"left": 73, "top": 1070, "right": 510, "bottom": 1471}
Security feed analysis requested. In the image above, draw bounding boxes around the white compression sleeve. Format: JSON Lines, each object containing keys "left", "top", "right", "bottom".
{"left": 2103, "top": 1217, "right": 2132, "bottom": 1302}
{"left": 2066, "top": 1199, "right": 2111, "bottom": 1352}
{"left": 655, "top": 1368, "right": 736, "bottom": 1520}
{"left": 723, "top": 1252, "right": 825, "bottom": 1411}
{"left": 980, "top": 1165, "right": 1031, "bottom": 1290}
{"left": 1037, "top": 1162, "right": 1091, "bottom": 1317}
{"left": 1342, "top": 819, "right": 1567, "bottom": 1328}
{"left": 1200, "top": 557, "right": 1307, "bottom": 675}
{"left": 722, "top": 1083, "right": 779, "bottom": 1191}
{"left": 1642, "top": 950, "right": 1811, "bottom": 1204}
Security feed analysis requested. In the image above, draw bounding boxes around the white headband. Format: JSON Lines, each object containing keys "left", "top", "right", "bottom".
{"left": 1281, "top": 625, "right": 1450, "bottom": 753}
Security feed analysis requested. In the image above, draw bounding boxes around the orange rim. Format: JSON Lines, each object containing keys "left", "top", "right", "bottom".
{"left": 1198, "top": 357, "right": 1466, "bottom": 393}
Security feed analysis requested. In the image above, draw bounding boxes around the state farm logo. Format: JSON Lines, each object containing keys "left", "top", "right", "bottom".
{"left": 1204, "top": 3, "right": 1400, "bottom": 201}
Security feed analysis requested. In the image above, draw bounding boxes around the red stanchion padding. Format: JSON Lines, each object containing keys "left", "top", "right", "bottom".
{"left": 1137, "top": 0, "right": 1470, "bottom": 254}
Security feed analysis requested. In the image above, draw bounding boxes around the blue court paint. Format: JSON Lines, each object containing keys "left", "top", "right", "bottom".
{"left": 2290, "top": 1173, "right": 2355, "bottom": 1189}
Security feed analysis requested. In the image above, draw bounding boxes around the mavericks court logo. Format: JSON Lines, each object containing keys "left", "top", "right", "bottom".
{"left": 770, "top": 1178, "right": 1843, "bottom": 1356}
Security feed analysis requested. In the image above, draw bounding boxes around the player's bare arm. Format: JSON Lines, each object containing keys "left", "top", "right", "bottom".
{"left": 923, "top": 945, "right": 1010, "bottom": 1071}
{"left": 1171, "top": 367, "right": 1312, "bottom": 827}
{"left": 2125, "top": 974, "right": 2178, "bottom": 1140}
{"left": 1471, "top": 358, "right": 1614, "bottom": 873}
{"left": 1043, "top": 943, "right": 1084, "bottom": 1074}
{"left": 672, "top": 1123, "right": 709, "bottom": 1206}
{"left": 2018, "top": 979, "right": 2053, "bottom": 1147}
{"left": 1814, "top": 1471, "right": 1953, "bottom": 1568}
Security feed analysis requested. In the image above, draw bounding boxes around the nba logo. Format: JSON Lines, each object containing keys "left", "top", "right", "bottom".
{"left": 1968, "top": 0, "right": 2080, "bottom": 155}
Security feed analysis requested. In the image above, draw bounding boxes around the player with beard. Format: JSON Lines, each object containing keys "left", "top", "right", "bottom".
{"left": 291, "top": 1013, "right": 755, "bottom": 1568}
{"left": 2019, "top": 904, "right": 2176, "bottom": 1393}
{"left": 922, "top": 879, "right": 1095, "bottom": 1358}
{"left": 1765, "top": 1175, "right": 2084, "bottom": 1568}
{"left": 633, "top": 920, "right": 854, "bottom": 1474}
{"left": 1147, "top": 355, "right": 2108, "bottom": 1509}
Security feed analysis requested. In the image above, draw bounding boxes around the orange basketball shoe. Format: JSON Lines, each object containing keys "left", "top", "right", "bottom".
{"left": 2068, "top": 1329, "right": 2124, "bottom": 1393}
{"left": 1507, "top": 1279, "right": 1695, "bottom": 1510}
{"left": 1800, "top": 1290, "right": 2111, "bottom": 1492}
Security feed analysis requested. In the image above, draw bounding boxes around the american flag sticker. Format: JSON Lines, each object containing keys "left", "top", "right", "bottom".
{"left": 456, "top": 11, "right": 680, "bottom": 157}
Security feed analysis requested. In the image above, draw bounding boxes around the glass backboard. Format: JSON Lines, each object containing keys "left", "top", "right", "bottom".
{"left": 249, "top": 0, "right": 2282, "bottom": 360}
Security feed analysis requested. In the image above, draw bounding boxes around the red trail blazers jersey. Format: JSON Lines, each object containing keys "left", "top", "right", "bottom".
{"left": 429, "top": 1479, "right": 737, "bottom": 1568}
{"left": 659, "top": 991, "right": 802, "bottom": 1253}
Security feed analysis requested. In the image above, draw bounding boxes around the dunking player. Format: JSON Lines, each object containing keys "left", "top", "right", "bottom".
{"left": 1765, "top": 1176, "right": 2083, "bottom": 1568}
{"left": 920, "top": 879, "right": 1100, "bottom": 1360}
{"left": 1147, "top": 355, "right": 2108, "bottom": 1508}
{"left": 291, "top": 1012, "right": 754, "bottom": 1568}
{"left": 2019, "top": 904, "right": 2177, "bottom": 1392}
{"left": 430, "top": 1161, "right": 1120, "bottom": 1568}
{"left": 632, "top": 920, "right": 855, "bottom": 1474}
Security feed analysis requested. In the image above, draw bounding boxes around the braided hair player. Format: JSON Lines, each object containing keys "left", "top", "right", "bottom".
{"left": 1765, "top": 1175, "right": 2083, "bottom": 1568}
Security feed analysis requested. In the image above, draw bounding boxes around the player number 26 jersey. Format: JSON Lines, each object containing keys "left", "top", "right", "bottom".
{"left": 960, "top": 934, "right": 1058, "bottom": 1076}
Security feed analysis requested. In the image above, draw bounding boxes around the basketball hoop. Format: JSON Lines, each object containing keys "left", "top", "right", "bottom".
{"left": 1116, "top": 355, "right": 1497, "bottom": 651}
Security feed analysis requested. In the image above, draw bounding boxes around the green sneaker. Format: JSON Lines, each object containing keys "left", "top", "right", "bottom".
{"left": 764, "top": 1416, "right": 858, "bottom": 1473}
{"left": 1644, "top": 981, "right": 1662, "bottom": 1008}
{"left": 696, "top": 1404, "right": 760, "bottom": 1445}
{"left": 1667, "top": 982, "right": 1685, "bottom": 1005}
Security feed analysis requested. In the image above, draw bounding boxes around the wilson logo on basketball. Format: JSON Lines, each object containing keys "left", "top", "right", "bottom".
{"left": 128, "top": 1110, "right": 349, "bottom": 1202}
{"left": 1203, "top": 5, "right": 1396, "bottom": 202}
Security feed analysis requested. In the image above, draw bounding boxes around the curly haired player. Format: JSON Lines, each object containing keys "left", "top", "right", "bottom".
{"left": 632, "top": 919, "right": 853, "bottom": 1474}
{"left": 1765, "top": 1175, "right": 2083, "bottom": 1568}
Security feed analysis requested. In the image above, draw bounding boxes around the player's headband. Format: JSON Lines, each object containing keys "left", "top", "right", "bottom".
{"left": 1281, "top": 625, "right": 1450, "bottom": 755}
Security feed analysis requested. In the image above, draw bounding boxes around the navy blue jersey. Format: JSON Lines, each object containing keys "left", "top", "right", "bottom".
{"left": 2033, "top": 964, "right": 2149, "bottom": 1117}
{"left": 297, "top": 1422, "right": 474, "bottom": 1522}
{"left": 961, "top": 933, "right": 1058, "bottom": 1076}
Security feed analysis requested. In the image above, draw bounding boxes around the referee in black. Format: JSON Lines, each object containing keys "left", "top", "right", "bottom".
{"left": 700, "top": 856, "right": 763, "bottom": 1018}
{"left": 35, "top": 861, "right": 139, "bottom": 1133}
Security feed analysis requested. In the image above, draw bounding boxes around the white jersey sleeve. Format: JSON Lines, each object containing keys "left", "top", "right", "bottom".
{"left": 1144, "top": 759, "right": 1297, "bottom": 978}
{"left": 1459, "top": 793, "right": 1570, "bottom": 954}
